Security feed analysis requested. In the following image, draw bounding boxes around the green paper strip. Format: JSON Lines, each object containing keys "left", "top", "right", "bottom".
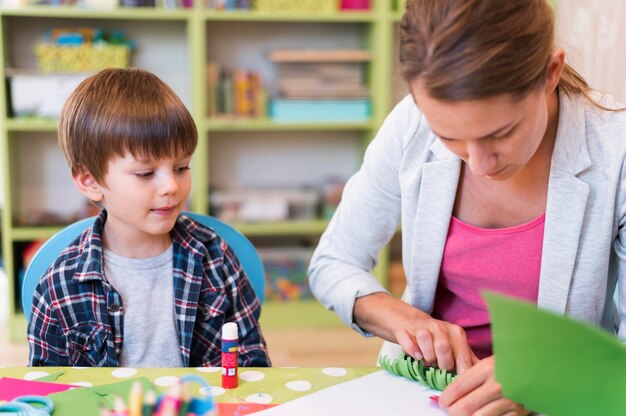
{"left": 378, "top": 354, "right": 458, "bottom": 391}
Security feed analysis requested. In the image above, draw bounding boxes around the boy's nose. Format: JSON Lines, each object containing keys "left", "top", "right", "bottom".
{"left": 158, "top": 173, "right": 178, "bottom": 195}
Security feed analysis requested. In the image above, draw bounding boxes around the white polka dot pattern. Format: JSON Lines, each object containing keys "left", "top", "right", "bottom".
{"left": 154, "top": 376, "right": 179, "bottom": 387}
{"left": 322, "top": 367, "right": 347, "bottom": 377}
{"left": 245, "top": 393, "right": 273, "bottom": 404}
{"left": 285, "top": 380, "right": 312, "bottom": 392}
{"left": 23, "top": 371, "right": 49, "bottom": 380}
{"left": 111, "top": 368, "right": 138, "bottom": 378}
{"left": 239, "top": 370, "right": 265, "bottom": 382}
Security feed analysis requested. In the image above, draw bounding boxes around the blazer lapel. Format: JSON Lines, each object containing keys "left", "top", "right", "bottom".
{"left": 408, "top": 139, "right": 461, "bottom": 312}
{"left": 538, "top": 92, "right": 591, "bottom": 314}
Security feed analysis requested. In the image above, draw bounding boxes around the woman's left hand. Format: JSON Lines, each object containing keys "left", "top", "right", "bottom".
{"left": 438, "top": 356, "right": 529, "bottom": 416}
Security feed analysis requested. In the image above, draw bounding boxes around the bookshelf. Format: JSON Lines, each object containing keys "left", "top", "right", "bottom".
{"left": 0, "top": 0, "right": 403, "bottom": 340}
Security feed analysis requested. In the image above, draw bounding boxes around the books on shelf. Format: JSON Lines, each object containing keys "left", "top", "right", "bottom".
{"left": 206, "top": 62, "right": 267, "bottom": 118}
{"left": 269, "top": 48, "right": 371, "bottom": 122}
{"left": 268, "top": 49, "right": 372, "bottom": 63}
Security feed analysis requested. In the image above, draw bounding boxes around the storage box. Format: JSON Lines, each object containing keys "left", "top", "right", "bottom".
{"left": 270, "top": 99, "right": 370, "bottom": 122}
{"left": 258, "top": 247, "right": 315, "bottom": 302}
{"left": 35, "top": 43, "right": 130, "bottom": 74}
{"left": 9, "top": 73, "right": 90, "bottom": 118}
{"left": 211, "top": 189, "right": 319, "bottom": 222}
{"left": 254, "top": 0, "right": 336, "bottom": 13}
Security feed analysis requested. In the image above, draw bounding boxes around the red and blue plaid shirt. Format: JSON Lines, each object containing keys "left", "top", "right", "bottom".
{"left": 27, "top": 210, "right": 270, "bottom": 367}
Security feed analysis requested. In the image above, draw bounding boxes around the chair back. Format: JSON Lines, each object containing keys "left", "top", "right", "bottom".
{"left": 22, "top": 212, "right": 265, "bottom": 322}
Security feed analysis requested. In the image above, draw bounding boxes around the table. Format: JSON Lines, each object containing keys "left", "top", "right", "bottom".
{"left": 0, "top": 366, "right": 379, "bottom": 414}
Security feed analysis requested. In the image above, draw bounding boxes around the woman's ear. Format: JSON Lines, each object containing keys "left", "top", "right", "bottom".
{"left": 545, "top": 48, "right": 565, "bottom": 95}
{"left": 73, "top": 171, "right": 104, "bottom": 202}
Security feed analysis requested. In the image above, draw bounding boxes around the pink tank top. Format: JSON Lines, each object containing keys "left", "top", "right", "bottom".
{"left": 432, "top": 214, "right": 545, "bottom": 359}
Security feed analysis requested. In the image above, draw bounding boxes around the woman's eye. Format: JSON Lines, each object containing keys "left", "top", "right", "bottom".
{"left": 489, "top": 129, "right": 514, "bottom": 141}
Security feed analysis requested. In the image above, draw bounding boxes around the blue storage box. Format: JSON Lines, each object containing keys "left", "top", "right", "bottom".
{"left": 270, "top": 99, "right": 370, "bottom": 122}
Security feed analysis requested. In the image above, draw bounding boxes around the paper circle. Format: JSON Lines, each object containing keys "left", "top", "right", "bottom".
{"left": 285, "top": 380, "right": 312, "bottom": 392}
{"left": 195, "top": 367, "right": 221, "bottom": 373}
{"left": 111, "top": 368, "right": 138, "bottom": 378}
{"left": 154, "top": 376, "right": 179, "bottom": 387}
{"left": 240, "top": 370, "right": 265, "bottom": 382}
{"left": 23, "top": 371, "right": 49, "bottom": 380}
{"left": 322, "top": 367, "right": 347, "bottom": 377}
{"left": 200, "top": 386, "right": 225, "bottom": 397}
{"left": 245, "top": 393, "right": 273, "bottom": 404}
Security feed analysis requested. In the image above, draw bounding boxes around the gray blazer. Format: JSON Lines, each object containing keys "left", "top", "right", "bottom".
{"left": 309, "top": 91, "right": 626, "bottom": 341}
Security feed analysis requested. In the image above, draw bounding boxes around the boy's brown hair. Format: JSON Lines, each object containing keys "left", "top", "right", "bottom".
{"left": 58, "top": 67, "right": 198, "bottom": 183}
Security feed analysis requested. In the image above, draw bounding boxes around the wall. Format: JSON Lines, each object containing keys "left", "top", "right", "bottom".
{"left": 556, "top": 0, "right": 626, "bottom": 101}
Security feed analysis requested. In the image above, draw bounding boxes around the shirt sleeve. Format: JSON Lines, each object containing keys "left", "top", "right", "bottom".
{"left": 27, "top": 272, "right": 72, "bottom": 366}
{"left": 220, "top": 243, "right": 272, "bottom": 367}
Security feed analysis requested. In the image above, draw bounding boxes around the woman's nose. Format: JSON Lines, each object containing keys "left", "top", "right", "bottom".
{"left": 466, "top": 144, "right": 497, "bottom": 177}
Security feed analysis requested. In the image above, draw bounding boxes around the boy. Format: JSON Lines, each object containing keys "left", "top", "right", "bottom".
{"left": 27, "top": 68, "right": 270, "bottom": 367}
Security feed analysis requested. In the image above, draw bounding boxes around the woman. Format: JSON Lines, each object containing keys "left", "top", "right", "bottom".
{"left": 308, "top": 0, "right": 626, "bottom": 415}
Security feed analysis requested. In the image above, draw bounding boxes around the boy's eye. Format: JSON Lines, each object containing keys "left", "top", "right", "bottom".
{"left": 176, "top": 166, "right": 190, "bottom": 173}
{"left": 134, "top": 171, "right": 154, "bottom": 178}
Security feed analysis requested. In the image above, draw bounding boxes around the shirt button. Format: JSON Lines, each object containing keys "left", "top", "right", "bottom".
{"left": 110, "top": 304, "right": 120, "bottom": 312}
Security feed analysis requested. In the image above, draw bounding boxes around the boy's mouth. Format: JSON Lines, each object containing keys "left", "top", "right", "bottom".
{"left": 152, "top": 205, "right": 177, "bottom": 216}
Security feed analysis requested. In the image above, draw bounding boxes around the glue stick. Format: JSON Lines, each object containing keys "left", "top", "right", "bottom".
{"left": 221, "top": 322, "right": 239, "bottom": 389}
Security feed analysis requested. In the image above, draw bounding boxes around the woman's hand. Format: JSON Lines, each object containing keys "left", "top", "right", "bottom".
{"left": 392, "top": 315, "right": 479, "bottom": 373}
{"left": 439, "top": 356, "right": 529, "bottom": 416}
{"left": 353, "top": 292, "right": 477, "bottom": 373}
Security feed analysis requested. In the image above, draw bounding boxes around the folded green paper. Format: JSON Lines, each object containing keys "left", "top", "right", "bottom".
{"left": 485, "top": 292, "right": 626, "bottom": 416}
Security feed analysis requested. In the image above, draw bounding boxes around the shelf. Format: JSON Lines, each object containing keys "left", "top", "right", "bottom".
{"left": 203, "top": 10, "right": 377, "bottom": 23}
{"left": 0, "top": 4, "right": 398, "bottom": 339}
{"left": 231, "top": 220, "right": 329, "bottom": 236}
{"left": 5, "top": 118, "right": 57, "bottom": 132}
{"left": 206, "top": 118, "right": 374, "bottom": 132}
{"left": 11, "top": 226, "right": 62, "bottom": 241}
{"left": 0, "top": 6, "right": 190, "bottom": 20}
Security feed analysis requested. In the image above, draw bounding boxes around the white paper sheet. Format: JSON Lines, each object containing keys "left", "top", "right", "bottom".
{"left": 251, "top": 370, "right": 448, "bottom": 416}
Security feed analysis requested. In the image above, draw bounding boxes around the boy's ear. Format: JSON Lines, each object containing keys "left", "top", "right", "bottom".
{"left": 72, "top": 171, "right": 104, "bottom": 202}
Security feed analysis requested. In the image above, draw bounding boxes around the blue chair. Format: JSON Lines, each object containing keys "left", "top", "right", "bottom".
{"left": 21, "top": 212, "right": 265, "bottom": 322}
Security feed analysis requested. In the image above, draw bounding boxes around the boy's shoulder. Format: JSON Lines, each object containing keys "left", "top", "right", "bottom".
{"left": 36, "top": 226, "right": 101, "bottom": 296}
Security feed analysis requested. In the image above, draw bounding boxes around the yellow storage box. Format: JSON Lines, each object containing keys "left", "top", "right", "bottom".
{"left": 254, "top": 0, "right": 336, "bottom": 14}
{"left": 35, "top": 44, "right": 131, "bottom": 74}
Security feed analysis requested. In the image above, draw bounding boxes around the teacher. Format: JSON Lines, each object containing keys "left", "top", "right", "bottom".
{"left": 308, "top": 0, "right": 626, "bottom": 415}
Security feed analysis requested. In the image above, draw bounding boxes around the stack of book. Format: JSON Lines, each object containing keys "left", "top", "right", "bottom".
{"left": 269, "top": 49, "right": 371, "bottom": 122}
{"left": 206, "top": 63, "right": 267, "bottom": 118}
{"left": 203, "top": 0, "right": 251, "bottom": 9}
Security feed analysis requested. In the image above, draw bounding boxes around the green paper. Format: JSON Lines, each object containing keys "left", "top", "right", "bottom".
{"left": 34, "top": 372, "right": 65, "bottom": 382}
{"left": 485, "top": 292, "right": 626, "bottom": 416}
{"left": 48, "top": 377, "right": 155, "bottom": 416}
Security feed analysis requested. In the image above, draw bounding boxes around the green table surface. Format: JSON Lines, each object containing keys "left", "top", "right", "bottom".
{"left": 0, "top": 366, "right": 379, "bottom": 406}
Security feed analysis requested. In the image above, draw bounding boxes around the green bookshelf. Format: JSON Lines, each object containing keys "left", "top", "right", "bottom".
{"left": 0, "top": 1, "right": 399, "bottom": 340}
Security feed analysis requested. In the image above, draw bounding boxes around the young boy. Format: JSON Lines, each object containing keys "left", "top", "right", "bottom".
{"left": 27, "top": 68, "right": 271, "bottom": 367}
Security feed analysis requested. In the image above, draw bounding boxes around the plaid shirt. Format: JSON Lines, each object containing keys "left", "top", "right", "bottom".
{"left": 28, "top": 210, "right": 270, "bottom": 367}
